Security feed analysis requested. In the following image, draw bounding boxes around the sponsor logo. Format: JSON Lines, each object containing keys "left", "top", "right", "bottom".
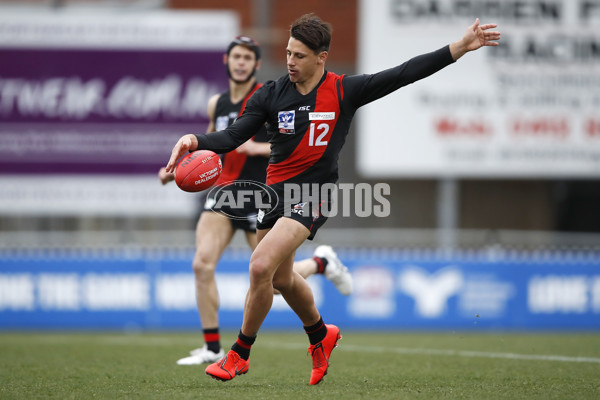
{"left": 349, "top": 266, "right": 396, "bottom": 318}
{"left": 398, "top": 266, "right": 463, "bottom": 318}
{"left": 309, "top": 112, "right": 335, "bottom": 120}
{"left": 278, "top": 110, "right": 295, "bottom": 134}
{"left": 180, "top": 152, "right": 218, "bottom": 169}
{"left": 299, "top": 105, "right": 311, "bottom": 111}
{"left": 194, "top": 164, "right": 221, "bottom": 186}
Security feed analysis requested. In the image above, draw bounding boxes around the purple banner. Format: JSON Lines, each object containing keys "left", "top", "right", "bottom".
{"left": 0, "top": 48, "right": 228, "bottom": 174}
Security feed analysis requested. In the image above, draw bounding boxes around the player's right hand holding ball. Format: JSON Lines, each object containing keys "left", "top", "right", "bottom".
{"left": 165, "top": 134, "right": 199, "bottom": 174}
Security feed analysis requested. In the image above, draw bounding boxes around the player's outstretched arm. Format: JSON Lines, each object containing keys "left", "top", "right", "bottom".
{"left": 449, "top": 18, "right": 500, "bottom": 61}
{"left": 165, "top": 134, "right": 198, "bottom": 173}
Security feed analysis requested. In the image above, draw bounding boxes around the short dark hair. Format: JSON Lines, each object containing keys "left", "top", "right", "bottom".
{"left": 290, "top": 13, "right": 332, "bottom": 54}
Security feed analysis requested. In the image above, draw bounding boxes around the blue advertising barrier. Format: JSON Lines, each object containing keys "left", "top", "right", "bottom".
{"left": 1, "top": 249, "right": 599, "bottom": 331}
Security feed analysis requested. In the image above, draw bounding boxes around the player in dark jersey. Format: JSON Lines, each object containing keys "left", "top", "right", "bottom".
{"left": 165, "top": 15, "right": 500, "bottom": 384}
{"left": 158, "top": 36, "right": 352, "bottom": 366}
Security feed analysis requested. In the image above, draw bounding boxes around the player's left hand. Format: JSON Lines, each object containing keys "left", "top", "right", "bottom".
{"left": 462, "top": 18, "right": 500, "bottom": 52}
{"left": 165, "top": 134, "right": 199, "bottom": 173}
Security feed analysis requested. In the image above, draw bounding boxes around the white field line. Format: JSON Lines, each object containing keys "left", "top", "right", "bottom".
{"left": 261, "top": 341, "right": 600, "bottom": 365}
{"left": 26, "top": 335, "right": 600, "bottom": 364}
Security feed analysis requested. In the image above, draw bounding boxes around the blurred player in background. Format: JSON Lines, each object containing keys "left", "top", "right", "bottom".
{"left": 158, "top": 36, "right": 353, "bottom": 366}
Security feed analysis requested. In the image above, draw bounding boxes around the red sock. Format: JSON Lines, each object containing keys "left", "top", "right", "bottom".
{"left": 203, "top": 328, "right": 220, "bottom": 353}
{"left": 304, "top": 317, "right": 327, "bottom": 345}
{"left": 313, "top": 256, "right": 327, "bottom": 274}
{"left": 231, "top": 330, "right": 256, "bottom": 360}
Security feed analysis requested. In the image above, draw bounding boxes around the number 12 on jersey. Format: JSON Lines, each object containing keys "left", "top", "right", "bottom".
{"left": 309, "top": 123, "right": 329, "bottom": 146}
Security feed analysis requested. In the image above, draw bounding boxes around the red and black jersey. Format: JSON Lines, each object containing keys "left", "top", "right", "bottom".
{"left": 195, "top": 45, "right": 455, "bottom": 187}
{"left": 209, "top": 83, "right": 268, "bottom": 186}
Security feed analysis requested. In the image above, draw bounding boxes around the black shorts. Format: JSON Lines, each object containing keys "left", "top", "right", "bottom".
{"left": 256, "top": 182, "right": 330, "bottom": 240}
{"left": 203, "top": 183, "right": 259, "bottom": 232}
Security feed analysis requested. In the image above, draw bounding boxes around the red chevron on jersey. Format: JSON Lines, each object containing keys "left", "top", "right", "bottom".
{"left": 266, "top": 73, "right": 341, "bottom": 185}
{"left": 216, "top": 83, "right": 263, "bottom": 186}
{"left": 217, "top": 149, "right": 247, "bottom": 186}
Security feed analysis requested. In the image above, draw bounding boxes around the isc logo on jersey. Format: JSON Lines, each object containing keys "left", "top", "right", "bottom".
{"left": 278, "top": 110, "right": 295, "bottom": 134}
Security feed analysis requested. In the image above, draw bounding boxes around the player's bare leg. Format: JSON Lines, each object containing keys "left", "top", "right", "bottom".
{"left": 206, "top": 218, "right": 342, "bottom": 383}
{"left": 248, "top": 224, "right": 321, "bottom": 296}
{"left": 242, "top": 218, "right": 319, "bottom": 336}
{"left": 244, "top": 230, "right": 258, "bottom": 251}
{"left": 292, "top": 258, "right": 318, "bottom": 279}
{"left": 246, "top": 220, "right": 353, "bottom": 295}
{"left": 194, "top": 212, "right": 235, "bottom": 330}
{"left": 177, "top": 211, "right": 235, "bottom": 365}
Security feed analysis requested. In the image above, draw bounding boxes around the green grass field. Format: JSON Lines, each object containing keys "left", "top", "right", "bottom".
{"left": 1, "top": 331, "right": 599, "bottom": 399}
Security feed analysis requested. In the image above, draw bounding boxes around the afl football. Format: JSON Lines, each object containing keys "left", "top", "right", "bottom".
{"left": 174, "top": 150, "right": 222, "bottom": 192}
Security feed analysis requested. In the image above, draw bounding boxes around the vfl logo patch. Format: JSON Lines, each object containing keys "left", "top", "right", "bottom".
{"left": 278, "top": 110, "right": 295, "bottom": 134}
{"left": 309, "top": 112, "right": 335, "bottom": 120}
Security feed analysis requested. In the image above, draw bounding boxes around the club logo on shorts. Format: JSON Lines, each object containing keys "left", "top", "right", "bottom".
{"left": 291, "top": 202, "right": 306, "bottom": 216}
{"left": 278, "top": 110, "right": 295, "bottom": 134}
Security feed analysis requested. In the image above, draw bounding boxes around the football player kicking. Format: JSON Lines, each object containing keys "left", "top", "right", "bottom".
{"left": 159, "top": 35, "right": 353, "bottom": 366}
{"left": 166, "top": 14, "right": 499, "bottom": 386}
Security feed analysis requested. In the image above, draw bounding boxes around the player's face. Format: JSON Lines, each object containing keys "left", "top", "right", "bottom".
{"left": 226, "top": 45, "right": 258, "bottom": 82}
{"left": 286, "top": 37, "right": 325, "bottom": 84}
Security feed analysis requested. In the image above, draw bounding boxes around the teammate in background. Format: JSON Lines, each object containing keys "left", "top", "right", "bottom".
{"left": 166, "top": 15, "right": 499, "bottom": 384}
{"left": 158, "top": 36, "right": 353, "bottom": 366}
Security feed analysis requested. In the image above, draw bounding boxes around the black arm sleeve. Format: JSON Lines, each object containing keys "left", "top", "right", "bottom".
{"left": 194, "top": 96, "right": 268, "bottom": 153}
{"left": 343, "top": 45, "right": 455, "bottom": 110}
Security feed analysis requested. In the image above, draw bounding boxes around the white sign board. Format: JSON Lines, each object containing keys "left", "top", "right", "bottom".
{"left": 357, "top": 0, "right": 600, "bottom": 178}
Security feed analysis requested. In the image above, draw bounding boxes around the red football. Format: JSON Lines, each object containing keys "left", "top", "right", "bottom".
{"left": 174, "top": 150, "right": 222, "bottom": 192}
